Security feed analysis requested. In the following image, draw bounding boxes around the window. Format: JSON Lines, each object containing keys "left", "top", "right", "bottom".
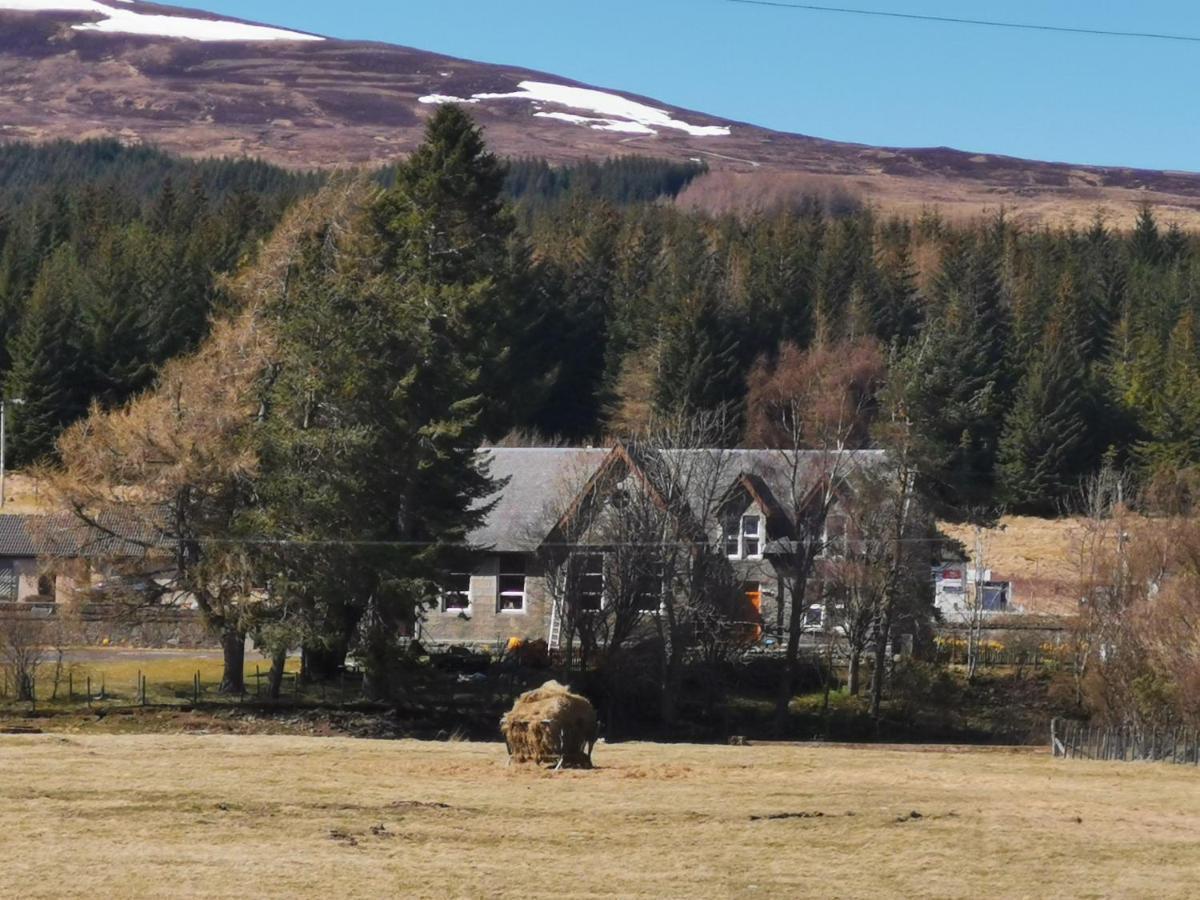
{"left": 804, "top": 604, "right": 824, "bottom": 628}
{"left": 497, "top": 555, "right": 526, "bottom": 613}
{"left": 574, "top": 554, "right": 604, "bottom": 612}
{"left": 741, "top": 515, "right": 762, "bottom": 558}
{"left": 0, "top": 561, "right": 15, "bottom": 602}
{"left": 635, "top": 562, "right": 665, "bottom": 612}
{"left": 723, "top": 520, "right": 741, "bottom": 558}
{"left": 441, "top": 572, "right": 471, "bottom": 612}
{"left": 981, "top": 582, "right": 1008, "bottom": 611}
{"left": 726, "top": 514, "right": 764, "bottom": 559}
{"left": 37, "top": 575, "right": 55, "bottom": 600}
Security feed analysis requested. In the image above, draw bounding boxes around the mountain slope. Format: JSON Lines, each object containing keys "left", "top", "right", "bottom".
{"left": 3, "top": 0, "right": 1200, "bottom": 225}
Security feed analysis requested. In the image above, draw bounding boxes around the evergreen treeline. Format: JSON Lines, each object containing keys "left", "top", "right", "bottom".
{"left": 9, "top": 132, "right": 1200, "bottom": 518}
{"left": 0, "top": 141, "right": 319, "bottom": 464}
{"left": 504, "top": 156, "right": 706, "bottom": 206}
{"left": 515, "top": 200, "right": 1200, "bottom": 516}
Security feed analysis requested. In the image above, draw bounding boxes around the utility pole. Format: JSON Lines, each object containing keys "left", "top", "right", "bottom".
{"left": 0, "top": 398, "right": 25, "bottom": 507}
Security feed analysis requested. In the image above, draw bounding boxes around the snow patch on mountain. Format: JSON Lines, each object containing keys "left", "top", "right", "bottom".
{"left": 0, "top": 0, "right": 324, "bottom": 41}
{"left": 534, "top": 111, "right": 655, "bottom": 135}
{"left": 420, "top": 80, "right": 730, "bottom": 137}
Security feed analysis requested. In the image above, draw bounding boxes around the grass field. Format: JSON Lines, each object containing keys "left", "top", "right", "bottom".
{"left": 2, "top": 648, "right": 300, "bottom": 709}
{"left": 0, "top": 736, "right": 1197, "bottom": 899}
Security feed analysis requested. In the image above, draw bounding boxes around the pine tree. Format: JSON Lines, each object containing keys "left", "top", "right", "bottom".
{"left": 871, "top": 239, "right": 923, "bottom": 345}
{"left": 370, "top": 105, "right": 540, "bottom": 435}
{"left": 1129, "top": 205, "right": 1162, "bottom": 266}
{"left": 900, "top": 237, "right": 1013, "bottom": 513}
{"left": 4, "top": 248, "right": 89, "bottom": 465}
{"left": 652, "top": 288, "right": 742, "bottom": 429}
{"left": 1135, "top": 311, "right": 1200, "bottom": 472}
{"left": 998, "top": 313, "right": 1090, "bottom": 514}
{"left": 252, "top": 191, "right": 497, "bottom": 698}
{"left": 82, "top": 231, "right": 153, "bottom": 406}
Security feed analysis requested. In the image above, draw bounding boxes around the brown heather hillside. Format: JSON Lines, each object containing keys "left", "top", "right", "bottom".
{"left": 3, "top": 1, "right": 1200, "bottom": 226}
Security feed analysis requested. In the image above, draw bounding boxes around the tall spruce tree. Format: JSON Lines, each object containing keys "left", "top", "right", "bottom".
{"left": 251, "top": 178, "right": 499, "bottom": 696}
{"left": 370, "top": 104, "right": 542, "bottom": 435}
{"left": 900, "top": 237, "right": 1012, "bottom": 514}
{"left": 5, "top": 247, "right": 89, "bottom": 464}
{"left": 1135, "top": 311, "right": 1200, "bottom": 472}
{"left": 997, "top": 311, "right": 1090, "bottom": 514}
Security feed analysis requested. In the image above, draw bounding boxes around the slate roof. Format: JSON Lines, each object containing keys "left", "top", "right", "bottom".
{"left": 469, "top": 446, "right": 886, "bottom": 552}
{"left": 470, "top": 448, "right": 610, "bottom": 552}
{"left": 0, "top": 514, "right": 35, "bottom": 557}
{"left": 0, "top": 512, "right": 160, "bottom": 560}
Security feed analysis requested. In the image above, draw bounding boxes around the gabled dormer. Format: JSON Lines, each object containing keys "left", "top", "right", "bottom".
{"left": 718, "top": 473, "right": 785, "bottom": 561}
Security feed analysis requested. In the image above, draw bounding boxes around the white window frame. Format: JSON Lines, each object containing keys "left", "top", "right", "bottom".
{"left": 741, "top": 514, "right": 763, "bottom": 560}
{"left": 440, "top": 572, "right": 472, "bottom": 613}
{"left": 497, "top": 554, "right": 527, "bottom": 614}
{"left": 725, "top": 512, "right": 764, "bottom": 560}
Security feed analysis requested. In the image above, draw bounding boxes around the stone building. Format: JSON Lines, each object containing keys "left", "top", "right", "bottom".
{"left": 418, "top": 444, "right": 882, "bottom": 650}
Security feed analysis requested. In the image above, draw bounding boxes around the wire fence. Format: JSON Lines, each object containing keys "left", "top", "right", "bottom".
{"left": 1052, "top": 718, "right": 1200, "bottom": 765}
{"left": 0, "top": 664, "right": 366, "bottom": 712}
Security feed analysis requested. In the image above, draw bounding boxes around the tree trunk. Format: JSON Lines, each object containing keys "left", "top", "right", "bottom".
{"left": 267, "top": 646, "right": 288, "bottom": 700}
{"left": 868, "top": 600, "right": 894, "bottom": 720}
{"left": 848, "top": 648, "right": 862, "bottom": 695}
{"left": 775, "top": 574, "right": 810, "bottom": 732}
{"left": 301, "top": 641, "right": 347, "bottom": 683}
{"left": 660, "top": 639, "right": 684, "bottom": 727}
{"left": 218, "top": 626, "right": 246, "bottom": 695}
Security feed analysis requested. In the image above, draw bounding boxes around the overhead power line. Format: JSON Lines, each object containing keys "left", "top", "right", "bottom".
{"left": 724, "top": 0, "right": 1200, "bottom": 44}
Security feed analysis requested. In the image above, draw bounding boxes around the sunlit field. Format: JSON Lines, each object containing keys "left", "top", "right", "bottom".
{"left": 0, "top": 735, "right": 1196, "bottom": 899}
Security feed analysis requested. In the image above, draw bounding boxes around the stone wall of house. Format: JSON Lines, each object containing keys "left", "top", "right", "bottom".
{"left": 731, "top": 559, "right": 784, "bottom": 635}
{"left": 14, "top": 558, "right": 40, "bottom": 602}
{"left": 418, "top": 555, "right": 551, "bottom": 649}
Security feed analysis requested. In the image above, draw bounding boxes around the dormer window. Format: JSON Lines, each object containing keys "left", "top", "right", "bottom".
{"left": 726, "top": 514, "right": 764, "bottom": 560}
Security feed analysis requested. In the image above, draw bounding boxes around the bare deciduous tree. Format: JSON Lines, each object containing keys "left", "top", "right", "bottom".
{"left": 0, "top": 613, "right": 47, "bottom": 702}
{"left": 745, "top": 339, "right": 886, "bottom": 729}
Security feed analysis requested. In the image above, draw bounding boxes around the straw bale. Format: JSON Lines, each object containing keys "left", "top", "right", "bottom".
{"left": 500, "top": 680, "right": 597, "bottom": 769}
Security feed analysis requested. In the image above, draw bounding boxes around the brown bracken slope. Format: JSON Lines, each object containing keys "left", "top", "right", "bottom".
{"left": 4, "top": 1, "right": 1200, "bottom": 226}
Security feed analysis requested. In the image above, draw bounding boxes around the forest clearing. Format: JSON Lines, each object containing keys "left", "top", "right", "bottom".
{"left": 0, "top": 734, "right": 1196, "bottom": 899}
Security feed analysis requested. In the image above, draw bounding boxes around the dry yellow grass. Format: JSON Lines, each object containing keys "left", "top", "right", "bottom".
{"left": 940, "top": 515, "right": 1083, "bottom": 577}
{"left": 0, "top": 735, "right": 1197, "bottom": 899}
{"left": 0, "top": 472, "right": 54, "bottom": 514}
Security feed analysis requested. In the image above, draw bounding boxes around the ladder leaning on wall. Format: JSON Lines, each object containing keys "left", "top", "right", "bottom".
{"left": 547, "top": 596, "right": 563, "bottom": 651}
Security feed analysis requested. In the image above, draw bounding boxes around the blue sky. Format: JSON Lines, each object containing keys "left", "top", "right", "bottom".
{"left": 198, "top": 1, "right": 1200, "bottom": 172}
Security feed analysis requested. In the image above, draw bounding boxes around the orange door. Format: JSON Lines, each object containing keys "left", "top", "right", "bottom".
{"left": 744, "top": 583, "right": 763, "bottom": 641}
